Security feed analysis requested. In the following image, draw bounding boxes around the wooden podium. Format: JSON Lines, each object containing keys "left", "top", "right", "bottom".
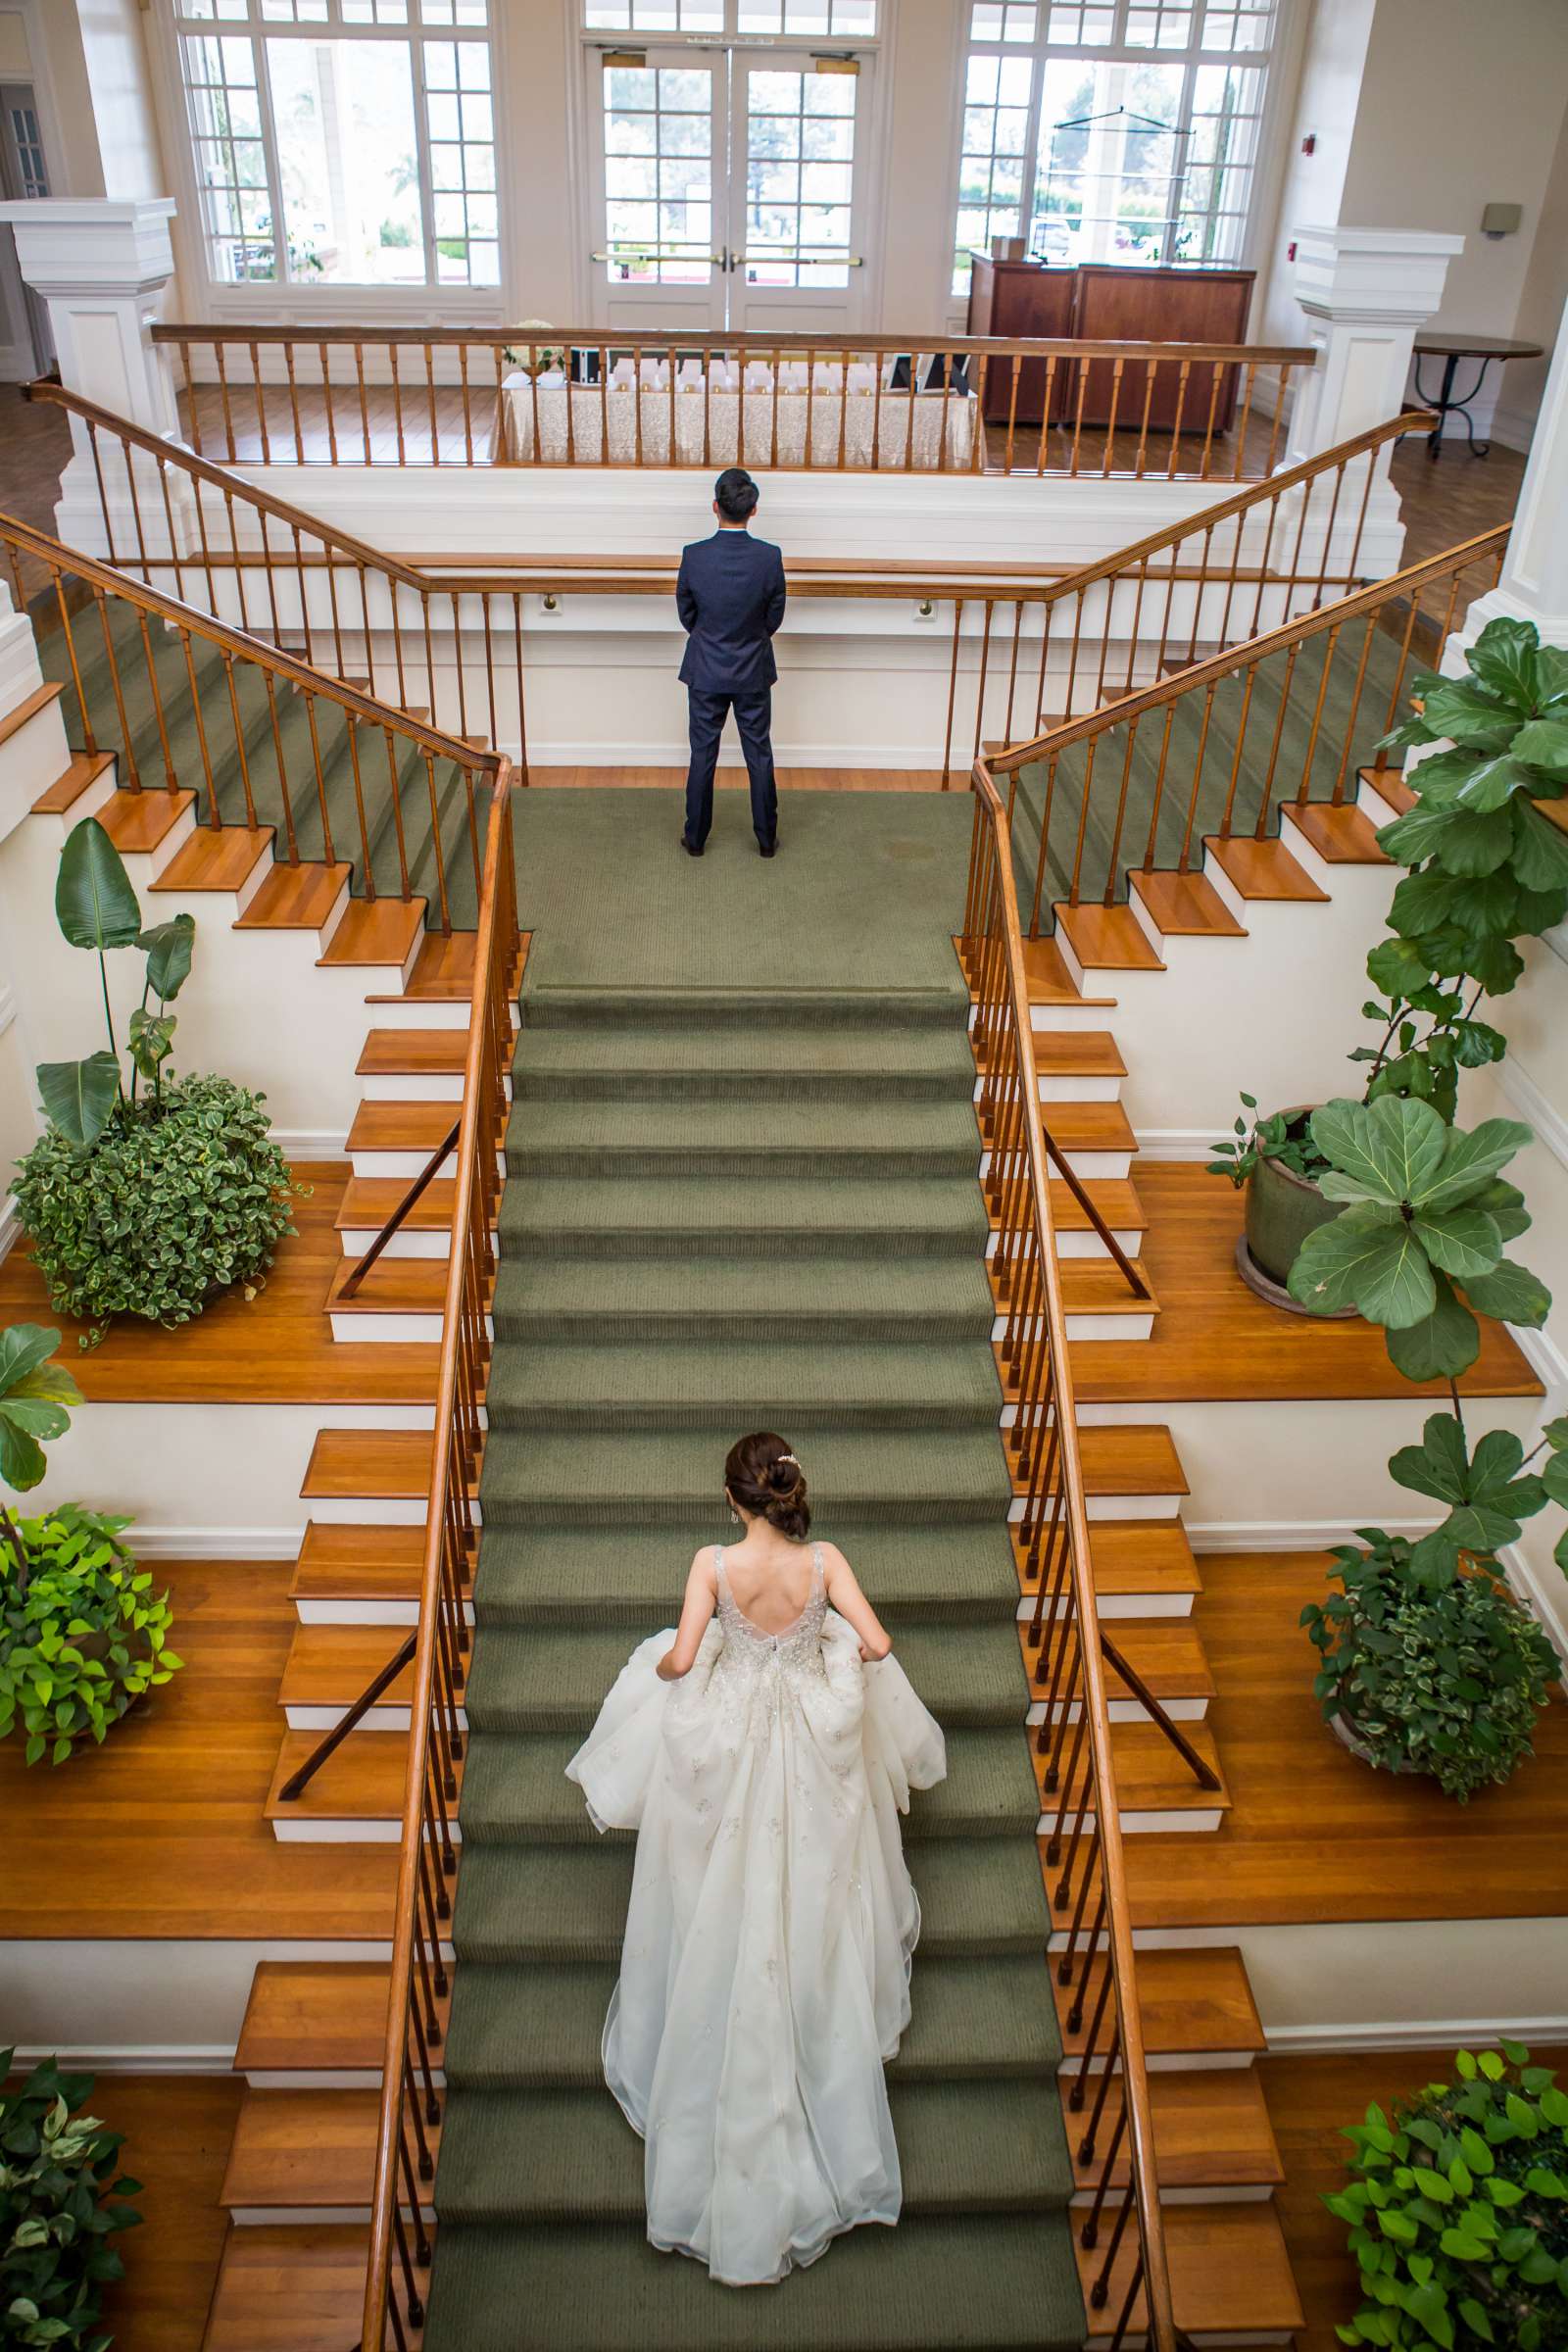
{"left": 965, "top": 257, "right": 1255, "bottom": 430}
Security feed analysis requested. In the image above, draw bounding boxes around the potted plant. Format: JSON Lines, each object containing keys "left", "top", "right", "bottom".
{"left": 9, "top": 817, "right": 301, "bottom": 1342}
{"left": 1327, "top": 2042, "right": 1568, "bottom": 2348}
{"left": 0, "top": 2052, "right": 143, "bottom": 2349}
{"left": 0, "top": 1323, "right": 183, "bottom": 1765}
{"left": 1211, "top": 615, "right": 1568, "bottom": 1308}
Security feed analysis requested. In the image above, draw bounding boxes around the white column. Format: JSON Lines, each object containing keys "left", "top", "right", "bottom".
{"left": 1286, "top": 226, "right": 1464, "bottom": 464}
{"left": 0, "top": 197, "right": 180, "bottom": 552}
{"left": 1456, "top": 291, "right": 1568, "bottom": 653}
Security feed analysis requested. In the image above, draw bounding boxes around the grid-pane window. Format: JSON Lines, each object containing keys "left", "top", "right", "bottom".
{"left": 602, "top": 63, "right": 716, "bottom": 283}
{"left": 170, "top": 0, "right": 498, "bottom": 286}
{"left": 743, "top": 67, "right": 858, "bottom": 287}
{"left": 953, "top": 0, "right": 1276, "bottom": 293}
{"left": 583, "top": 0, "right": 876, "bottom": 28}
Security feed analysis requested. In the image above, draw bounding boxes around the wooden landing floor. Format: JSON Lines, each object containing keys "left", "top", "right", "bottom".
{"left": 74, "top": 2074, "right": 242, "bottom": 2352}
{"left": 0, "top": 1166, "right": 438, "bottom": 1405}
{"left": 1071, "top": 1162, "right": 1541, "bottom": 1404}
{"left": 1124, "top": 1551, "right": 1568, "bottom": 1931}
{"left": 0, "top": 1559, "right": 395, "bottom": 1941}
{"left": 1260, "top": 2046, "right": 1568, "bottom": 2351}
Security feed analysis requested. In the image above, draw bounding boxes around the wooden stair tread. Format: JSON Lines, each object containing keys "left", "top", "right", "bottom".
{"left": 290, "top": 1520, "right": 435, "bottom": 1604}
{"left": 1, "top": 677, "right": 65, "bottom": 751}
{"left": 95, "top": 785, "right": 195, "bottom": 853}
{"left": 1203, "top": 833, "right": 1329, "bottom": 901}
{"left": 348, "top": 1101, "right": 467, "bottom": 1153}
{"left": 203, "top": 2223, "right": 371, "bottom": 2351}
{"left": 356, "top": 1028, "right": 468, "bottom": 1077}
{"left": 337, "top": 1176, "right": 458, "bottom": 1234}
{"left": 1285, "top": 800, "right": 1390, "bottom": 863}
{"left": 266, "top": 1728, "right": 422, "bottom": 1822}
{"left": 984, "top": 1099, "right": 1136, "bottom": 1152}
{"left": 319, "top": 897, "right": 427, "bottom": 968}
{"left": 1030, "top": 1031, "right": 1127, "bottom": 1079}
{"left": 301, "top": 1428, "right": 451, "bottom": 1502}
{"left": 220, "top": 2088, "right": 399, "bottom": 2211}
{"left": 237, "top": 862, "right": 351, "bottom": 930}
{"left": 1079, "top": 2201, "right": 1304, "bottom": 2338}
{"left": 1054, "top": 902, "right": 1164, "bottom": 971}
{"left": 1027, "top": 1618, "right": 1214, "bottom": 1702}
{"left": 280, "top": 1624, "right": 418, "bottom": 1711}
{"left": 151, "top": 823, "right": 274, "bottom": 891}
{"left": 1060, "top": 2065, "right": 1281, "bottom": 2191}
{"left": 367, "top": 928, "right": 529, "bottom": 1004}
{"left": 1129, "top": 868, "right": 1247, "bottom": 938}
{"left": 1014, "top": 1423, "right": 1187, "bottom": 1500}
{"left": 31, "top": 749, "right": 114, "bottom": 815}
{"left": 1049, "top": 1260, "right": 1156, "bottom": 1315}
{"left": 236, "top": 1960, "right": 444, "bottom": 2075}
{"left": 1035, "top": 1718, "right": 1228, "bottom": 1819}
{"left": 1055, "top": 1945, "right": 1262, "bottom": 2062}
{"left": 327, "top": 1256, "right": 451, "bottom": 1314}
{"left": 1359, "top": 761, "right": 1414, "bottom": 813}
{"left": 1014, "top": 1518, "right": 1200, "bottom": 1605}
{"left": 1040, "top": 1177, "right": 1146, "bottom": 1237}
{"left": 1021, "top": 933, "right": 1114, "bottom": 1005}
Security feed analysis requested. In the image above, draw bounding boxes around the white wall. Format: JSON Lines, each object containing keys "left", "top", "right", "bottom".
{"left": 74, "top": 0, "right": 166, "bottom": 205}
{"left": 1254, "top": 0, "right": 1376, "bottom": 350}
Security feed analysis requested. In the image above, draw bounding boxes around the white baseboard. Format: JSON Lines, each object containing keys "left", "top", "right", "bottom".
{"left": 1186, "top": 1516, "right": 1442, "bottom": 1552}
{"left": 0, "top": 1194, "right": 20, "bottom": 1267}
{"left": 6, "top": 2044, "right": 237, "bottom": 2075}
{"left": 126, "top": 1526, "right": 303, "bottom": 1560}
{"left": 1264, "top": 2014, "right": 1568, "bottom": 2057}
{"left": 1133, "top": 1127, "right": 1227, "bottom": 1160}
{"left": 271, "top": 1128, "right": 350, "bottom": 1160}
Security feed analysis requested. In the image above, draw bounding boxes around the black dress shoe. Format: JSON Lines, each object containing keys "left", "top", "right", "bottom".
{"left": 680, "top": 834, "right": 704, "bottom": 858}
{"left": 759, "top": 839, "right": 777, "bottom": 859}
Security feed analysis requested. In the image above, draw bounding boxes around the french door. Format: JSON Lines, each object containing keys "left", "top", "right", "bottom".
{"left": 589, "top": 44, "right": 871, "bottom": 335}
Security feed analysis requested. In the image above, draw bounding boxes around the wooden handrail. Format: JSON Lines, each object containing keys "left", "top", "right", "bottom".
{"left": 361, "top": 762, "right": 515, "bottom": 2351}
{"left": 967, "top": 752, "right": 1176, "bottom": 2349}
{"left": 154, "top": 320, "right": 1316, "bottom": 363}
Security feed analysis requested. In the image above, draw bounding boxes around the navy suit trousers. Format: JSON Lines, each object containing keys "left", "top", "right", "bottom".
{"left": 683, "top": 686, "right": 778, "bottom": 851}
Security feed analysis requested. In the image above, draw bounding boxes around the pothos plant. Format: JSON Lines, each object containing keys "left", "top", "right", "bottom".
{"left": 0, "top": 2052, "right": 143, "bottom": 2352}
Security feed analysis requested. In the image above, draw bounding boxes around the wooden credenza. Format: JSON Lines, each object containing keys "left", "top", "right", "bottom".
{"left": 965, "top": 258, "right": 1254, "bottom": 430}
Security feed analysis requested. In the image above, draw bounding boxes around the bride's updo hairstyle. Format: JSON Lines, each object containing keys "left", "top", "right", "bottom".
{"left": 724, "top": 1431, "right": 810, "bottom": 1542}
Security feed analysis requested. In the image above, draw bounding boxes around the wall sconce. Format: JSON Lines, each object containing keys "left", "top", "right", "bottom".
{"left": 1481, "top": 203, "right": 1522, "bottom": 241}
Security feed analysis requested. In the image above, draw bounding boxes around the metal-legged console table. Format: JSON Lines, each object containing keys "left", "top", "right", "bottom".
{"left": 1410, "top": 332, "right": 1544, "bottom": 460}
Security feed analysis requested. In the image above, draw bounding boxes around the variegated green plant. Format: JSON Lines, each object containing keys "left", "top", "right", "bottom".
{"left": 0, "top": 2053, "right": 142, "bottom": 2350}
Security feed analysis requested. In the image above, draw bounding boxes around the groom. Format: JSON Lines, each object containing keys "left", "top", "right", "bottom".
{"left": 676, "top": 468, "right": 786, "bottom": 859}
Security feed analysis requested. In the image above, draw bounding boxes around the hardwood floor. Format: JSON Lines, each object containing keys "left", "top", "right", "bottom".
{"left": 0, "top": 1165, "right": 439, "bottom": 1404}
{"left": 1122, "top": 1551, "right": 1568, "bottom": 1930}
{"left": 90, "top": 2075, "right": 244, "bottom": 2352}
{"left": 528, "top": 766, "right": 951, "bottom": 790}
{"left": 1260, "top": 2046, "right": 1568, "bottom": 2351}
{"left": 0, "top": 1559, "right": 395, "bottom": 1940}
{"left": 1069, "top": 1161, "right": 1541, "bottom": 1405}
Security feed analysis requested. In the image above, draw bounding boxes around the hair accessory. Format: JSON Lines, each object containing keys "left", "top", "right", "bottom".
{"left": 778, "top": 1453, "right": 799, "bottom": 1466}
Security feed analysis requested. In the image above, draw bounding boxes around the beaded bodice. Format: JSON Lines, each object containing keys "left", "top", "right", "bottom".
{"left": 713, "top": 1544, "right": 828, "bottom": 1678}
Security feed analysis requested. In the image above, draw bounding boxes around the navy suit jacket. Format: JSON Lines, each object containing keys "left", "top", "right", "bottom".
{"left": 675, "top": 528, "right": 787, "bottom": 695}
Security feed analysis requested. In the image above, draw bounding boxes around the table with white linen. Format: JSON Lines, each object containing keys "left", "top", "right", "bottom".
{"left": 499, "top": 357, "right": 975, "bottom": 470}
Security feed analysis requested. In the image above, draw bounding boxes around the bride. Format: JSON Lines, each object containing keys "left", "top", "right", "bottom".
{"left": 564, "top": 1430, "right": 948, "bottom": 2288}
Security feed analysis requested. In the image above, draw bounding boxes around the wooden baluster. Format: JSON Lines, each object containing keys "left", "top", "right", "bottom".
{"left": 134, "top": 612, "right": 177, "bottom": 791}
{"left": 460, "top": 343, "right": 474, "bottom": 466}
{"left": 1174, "top": 678, "right": 1218, "bottom": 872}
{"left": 1262, "top": 364, "right": 1289, "bottom": 474}
{"left": 1311, "top": 460, "right": 1348, "bottom": 608}
{"left": 1100, "top": 356, "right": 1124, "bottom": 481}
{"left": 598, "top": 343, "right": 610, "bottom": 467}
{"left": 383, "top": 726, "right": 413, "bottom": 899}
{"left": 837, "top": 344, "right": 849, "bottom": 471}
{"left": 319, "top": 341, "right": 338, "bottom": 465}
{"left": 1027, "top": 754, "right": 1058, "bottom": 936}
{"left": 176, "top": 339, "right": 197, "bottom": 453}
{"left": 83, "top": 421, "right": 119, "bottom": 568}
{"left": 1329, "top": 613, "right": 1380, "bottom": 805}
{"left": 356, "top": 341, "right": 372, "bottom": 463}
{"left": 215, "top": 342, "right": 237, "bottom": 463}
{"left": 283, "top": 340, "right": 304, "bottom": 462}
{"left": 703, "top": 340, "right": 711, "bottom": 469}
{"left": 1136, "top": 703, "right": 1178, "bottom": 872}
{"left": 1295, "top": 621, "right": 1344, "bottom": 806}
{"left": 178, "top": 630, "right": 220, "bottom": 827}
{"left": 391, "top": 344, "right": 408, "bottom": 466}
{"left": 221, "top": 652, "right": 260, "bottom": 829}
{"left": 971, "top": 600, "right": 994, "bottom": 760}
{"left": 1132, "top": 362, "right": 1155, "bottom": 479}
{"left": 1039, "top": 356, "right": 1057, "bottom": 477}
{"left": 423, "top": 750, "right": 452, "bottom": 933}
{"left": 1215, "top": 661, "right": 1259, "bottom": 838}
{"left": 772, "top": 345, "right": 783, "bottom": 471}
{"left": 514, "top": 592, "right": 529, "bottom": 780}
{"left": 667, "top": 340, "right": 677, "bottom": 469}
{"left": 634, "top": 341, "right": 645, "bottom": 467}
{"left": 249, "top": 340, "right": 270, "bottom": 464}
{"left": 91, "top": 587, "right": 140, "bottom": 791}
{"left": 1231, "top": 357, "right": 1257, "bottom": 482}
{"left": 1098, "top": 715, "right": 1143, "bottom": 904}
{"left": 1067, "top": 356, "right": 1090, "bottom": 477}
{"left": 157, "top": 461, "right": 188, "bottom": 608}
{"left": 1164, "top": 360, "right": 1190, "bottom": 480}
{"left": 1342, "top": 448, "right": 1378, "bottom": 595}
{"left": 424, "top": 342, "right": 441, "bottom": 466}
{"left": 345, "top": 716, "right": 376, "bottom": 896}
{"left": 1004, "top": 598, "right": 1024, "bottom": 743}
{"left": 942, "top": 600, "right": 963, "bottom": 789}
{"left": 971, "top": 353, "right": 987, "bottom": 473}
{"left": 452, "top": 592, "right": 469, "bottom": 742}
{"left": 302, "top": 690, "right": 335, "bottom": 864}
{"left": 1198, "top": 360, "right": 1223, "bottom": 480}
{"left": 481, "top": 592, "right": 497, "bottom": 750}
{"left": 871, "top": 350, "right": 884, "bottom": 469}
{"left": 262, "top": 673, "right": 299, "bottom": 860}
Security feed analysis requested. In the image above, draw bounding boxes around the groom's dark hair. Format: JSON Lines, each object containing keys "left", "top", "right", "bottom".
{"left": 714, "top": 466, "right": 760, "bottom": 522}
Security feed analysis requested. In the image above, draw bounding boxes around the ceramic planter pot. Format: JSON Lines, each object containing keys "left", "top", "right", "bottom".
{"left": 1236, "top": 1104, "right": 1354, "bottom": 1314}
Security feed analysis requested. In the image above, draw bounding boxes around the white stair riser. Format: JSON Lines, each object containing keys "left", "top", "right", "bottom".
{"left": 294, "top": 1598, "right": 477, "bottom": 1628}
{"left": 328, "top": 1309, "right": 492, "bottom": 1345}
{"left": 1028, "top": 1694, "right": 1208, "bottom": 1725}
{"left": 339, "top": 1226, "right": 450, "bottom": 1259}
{"left": 980, "top": 1147, "right": 1133, "bottom": 1183}
{"left": 351, "top": 1145, "right": 507, "bottom": 1180}
{"left": 1018, "top": 1593, "right": 1195, "bottom": 1622}
{"left": 995, "top": 1308, "right": 1154, "bottom": 1343}
{"left": 1007, "top": 1492, "right": 1184, "bottom": 1524}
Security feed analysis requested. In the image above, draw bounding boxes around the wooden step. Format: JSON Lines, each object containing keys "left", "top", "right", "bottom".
{"left": 203, "top": 2223, "right": 371, "bottom": 2351}
{"left": 1020, "top": 933, "right": 1116, "bottom": 1006}
{"left": 280, "top": 1623, "right": 421, "bottom": 1721}
{"left": 1079, "top": 2201, "right": 1304, "bottom": 2342}
{"left": 236, "top": 1960, "right": 446, "bottom": 2079}
{"left": 336, "top": 1176, "right": 458, "bottom": 1238}
{"left": 1041, "top": 1259, "right": 1157, "bottom": 1320}
{"left": 368, "top": 929, "right": 478, "bottom": 1004}
{"left": 1358, "top": 760, "right": 1414, "bottom": 814}
{"left": 1036, "top": 1718, "right": 1229, "bottom": 1833}
{"left": 1054, "top": 901, "right": 1165, "bottom": 973}
{"left": 1059, "top": 2064, "right": 1282, "bottom": 2196}
{"left": 1023, "top": 1618, "right": 1214, "bottom": 1712}
{"left": 151, "top": 822, "right": 274, "bottom": 893}
{"left": 31, "top": 748, "right": 115, "bottom": 815}
{"left": 1029, "top": 1031, "right": 1126, "bottom": 1080}
{"left": 319, "top": 897, "right": 426, "bottom": 969}
{"left": 982, "top": 1097, "right": 1136, "bottom": 1158}
{"left": 1043, "top": 1176, "right": 1146, "bottom": 1243}
{"left": 220, "top": 2087, "right": 404, "bottom": 2216}
{"left": 237, "top": 861, "right": 351, "bottom": 931}
{"left": 1285, "top": 800, "right": 1390, "bottom": 863}
{"left": 301, "top": 1428, "right": 465, "bottom": 1504}
{"left": 1012, "top": 1423, "right": 1188, "bottom": 1507}
{"left": 1129, "top": 868, "right": 1247, "bottom": 939}
{"left": 347, "top": 1101, "right": 468, "bottom": 1157}
{"left": 290, "top": 1521, "right": 435, "bottom": 1613}
{"left": 356, "top": 1029, "right": 468, "bottom": 1079}
{"left": 95, "top": 784, "right": 195, "bottom": 854}
{"left": 1203, "top": 833, "right": 1328, "bottom": 901}
{"left": 1015, "top": 1519, "right": 1200, "bottom": 1616}
{"left": 326, "top": 1255, "right": 451, "bottom": 1318}
{"left": 265, "top": 1727, "right": 429, "bottom": 1834}
{"left": 1055, "top": 1945, "right": 1263, "bottom": 2067}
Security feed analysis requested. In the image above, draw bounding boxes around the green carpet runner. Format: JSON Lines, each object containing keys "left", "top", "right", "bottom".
{"left": 423, "top": 789, "right": 1086, "bottom": 2349}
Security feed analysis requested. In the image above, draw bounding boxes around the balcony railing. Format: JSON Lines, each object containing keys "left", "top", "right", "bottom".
{"left": 148, "top": 322, "right": 1315, "bottom": 482}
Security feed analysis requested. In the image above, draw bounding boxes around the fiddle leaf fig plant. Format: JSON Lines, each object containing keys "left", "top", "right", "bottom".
{"left": 1285, "top": 1098, "right": 1548, "bottom": 1381}
{"left": 0, "top": 1323, "right": 81, "bottom": 1585}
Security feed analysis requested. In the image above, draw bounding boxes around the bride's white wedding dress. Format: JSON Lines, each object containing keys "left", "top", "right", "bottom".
{"left": 564, "top": 1544, "right": 947, "bottom": 2287}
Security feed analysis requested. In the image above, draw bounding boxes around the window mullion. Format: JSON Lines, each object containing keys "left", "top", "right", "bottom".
{"left": 1015, "top": 46, "right": 1047, "bottom": 257}
{"left": 253, "top": 35, "right": 291, "bottom": 285}
{"left": 414, "top": 39, "right": 441, "bottom": 290}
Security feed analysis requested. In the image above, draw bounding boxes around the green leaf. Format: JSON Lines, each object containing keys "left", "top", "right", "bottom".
{"left": 36, "top": 1053, "right": 122, "bottom": 1149}
{"left": 1388, "top": 1413, "right": 1470, "bottom": 1503}
{"left": 1467, "top": 615, "right": 1540, "bottom": 709}
{"left": 1509, "top": 799, "right": 1568, "bottom": 895}
{"left": 1311, "top": 1096, "right": 1449, "bottom": 1209}
{"left": 1432, "top": 807, "right": 1517, "bottom": 878}
{"left": 137, "top": 912, "right": 195, "bottom": 1004}
{"left": 1511, "top": 715, "right": 1568, "bottom": 773}
{"left": 1290, "top": 1202, "right": 1436, "bottom": 1329}
{"left": 1454, "top": 755, "right": 1538, "bottom": 815}
{"left": 1411, "top": 1204, "right": 1502, "bottom": 1283}
{"left": 1366, "top": 935, "right": 1436, "bottom": 1001}
{"left": 1419, "top": 678, "right": 1519, "bottom": 752}
{"left": 0, "top": 1324, "right": 65, "bottom": 1396}
{"left": 126, "top": 1006, "right": 176, "bottom": 1085}
{"left": 1456, "top": 2299, "right": 1495, "bottom": 2343}
{"left": 1415, "top": 1120, "right": 1534, "bottom": 1213}
{"left": 1462, "top": 1255, "right": 1552, "bottom": 1329}
{"left": 55, "top": 815, "right": 142, "bottom": 953}
{"left": 1386, "top": 1274, "right": 1481, "bottom": 1382}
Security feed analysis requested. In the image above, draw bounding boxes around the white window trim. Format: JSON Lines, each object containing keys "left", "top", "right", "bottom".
{"left": 148, "top": 0, "right": 513, "bottom": 323}
{"left": 939, "top": 0, "right": 1298, "bottom": 332}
